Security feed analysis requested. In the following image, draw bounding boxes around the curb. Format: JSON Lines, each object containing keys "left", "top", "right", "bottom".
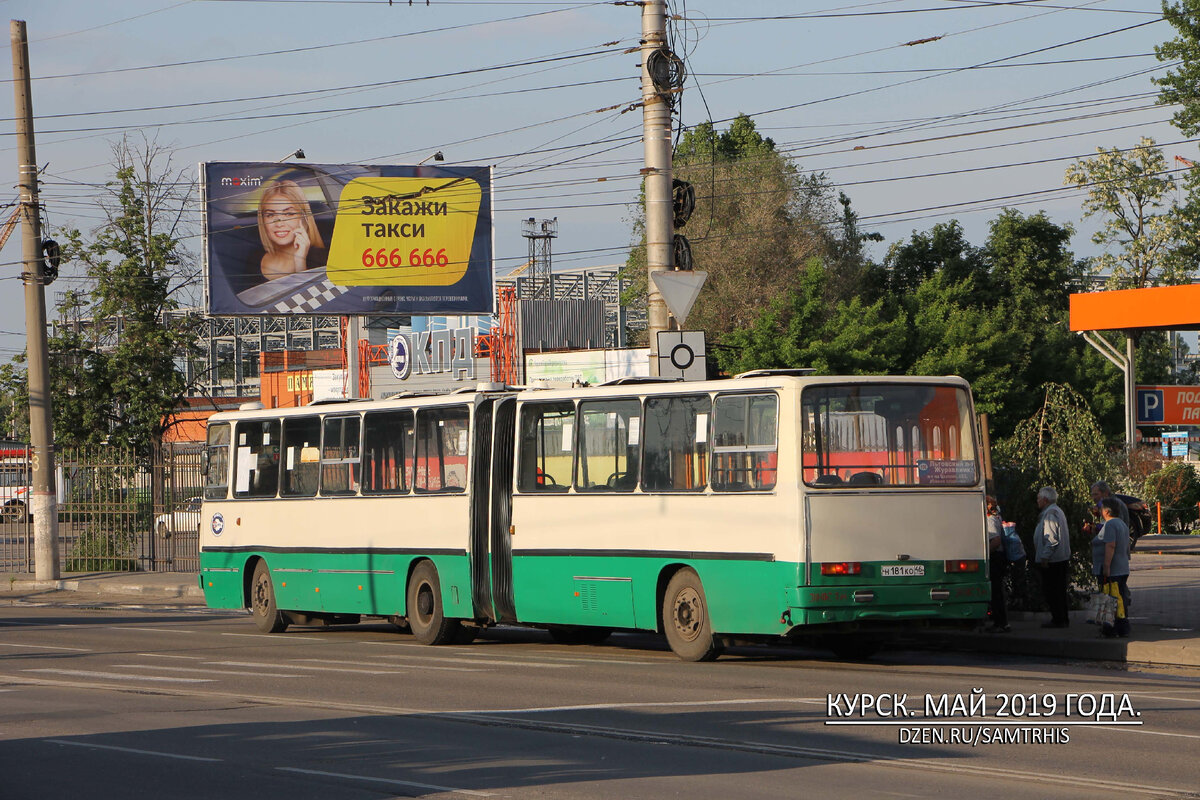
{"left": 911, "top": 629, "right": 1200, "bottom": 669}
{"left": 5, "top": 577, "right": 204, "bottom": 600}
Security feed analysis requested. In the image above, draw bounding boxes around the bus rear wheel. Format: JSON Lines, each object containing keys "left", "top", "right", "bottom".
{"left": 662, "top": 569, "right": 722, "bottom": 662}
{"left": 406, "top": 561, "right": 462, "bottom": 645}
{"left": 250, "top": 561, "right": 289, "bottom": 634}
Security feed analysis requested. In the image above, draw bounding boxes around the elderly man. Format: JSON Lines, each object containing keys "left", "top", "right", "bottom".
{"left": 1035, "top": 486, "right": 1071, "bottom": 628}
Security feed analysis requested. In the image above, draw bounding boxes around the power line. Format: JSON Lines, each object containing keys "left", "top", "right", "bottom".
{"left": 13, "top": 3, "right": 612, "bottom": 82}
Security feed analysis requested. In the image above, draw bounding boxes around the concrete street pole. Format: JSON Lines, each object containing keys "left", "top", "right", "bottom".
{"left": 11, "top": 19, "right": 60, "bottom": 579}
{"left": 641, "top": 0, "right": 673, "bottom": 375}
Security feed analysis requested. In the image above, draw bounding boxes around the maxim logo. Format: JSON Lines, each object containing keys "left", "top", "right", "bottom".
{"left": 220, "top": 175, "right": 263, "bottom": 187}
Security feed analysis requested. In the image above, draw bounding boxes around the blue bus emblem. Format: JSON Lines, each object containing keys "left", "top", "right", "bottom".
{"left": 211, "top": 512, "right": 224, "bottom": 537}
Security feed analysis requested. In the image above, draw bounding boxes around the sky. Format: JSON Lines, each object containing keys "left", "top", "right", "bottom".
{"left": 0, "top": 0, "right": 1185, "bottom": 363}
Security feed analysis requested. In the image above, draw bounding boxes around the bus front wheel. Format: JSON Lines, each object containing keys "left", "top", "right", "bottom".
{"left": 662, "top": 568, "right": 722, "bottom": 662}
{"left": 406, "top": 561, "right": 462, "bottom": 645}
{"left": 250, "top": 561, "right": 289, "bottom": 634}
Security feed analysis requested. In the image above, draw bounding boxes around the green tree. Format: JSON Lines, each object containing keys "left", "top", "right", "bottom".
{"left": 1155, "top": 0, "right": 1200, "bottom": 137}
{"left": 903, "top": 273, "right": 1023, "bottom": 425}
{"left": 883, "top": 220, "right": 985, "bottom": 296}
{"left": 993, "top": 384, "right": 1111, "bottom": 608}
{"left": 0, "top": 356, "right": 29, "bottom": 442}
{"left": 713, "top": 259, "right": 907, "bottom": 377}
{"left": 54, "top": 137, "right": 199, "bottom": 455}
{"left": 1063, "top": 137, "right": 1191, "bottom": 288}
{"left": 623, "top": 115, "right": 850, "bottom": 339}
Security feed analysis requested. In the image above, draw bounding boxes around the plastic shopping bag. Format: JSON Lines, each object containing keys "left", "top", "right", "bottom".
{"left": 1088, "top": 591, "right": 1117, "bottom": 627}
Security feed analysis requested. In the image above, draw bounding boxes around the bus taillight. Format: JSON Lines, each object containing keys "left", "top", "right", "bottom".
{"left": 821, "top": 562, "right": 862, "bottom": 576}
{"left": 944, "top": 559, "right": 981, "bottom": 573}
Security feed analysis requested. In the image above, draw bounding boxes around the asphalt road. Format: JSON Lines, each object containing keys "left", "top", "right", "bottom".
{"left": 2, "top": 602, "right": 1199, "bottom": 800}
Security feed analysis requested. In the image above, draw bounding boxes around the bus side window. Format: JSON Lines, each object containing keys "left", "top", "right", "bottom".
{"left": 517, "top": 401, "right": 573, "bottom": 493}
{"left": 362, "top": 410, "right": 412, "bottom": 495}
{"left": 642, "top": 395, "right": 711, "bottom": 492}
{"left": 281, "top": 416, "right": 321, "bottom": 498}
{"left": 712, "top": 393, "right": 777, "bottom": 492}
{"left": 234, "top": 419, "right": 281, "bottom": 498}
{"left": 415, "top": 406, "right": 470, "bottom": 493}
{"left": 205, "top": 422, "right": 231, "bottom": 500}
{"left": 575, "top": 399, "right": 642, "bottom": 492}
{"left": 321, "top": 416, "right": 361, "bottom": 496}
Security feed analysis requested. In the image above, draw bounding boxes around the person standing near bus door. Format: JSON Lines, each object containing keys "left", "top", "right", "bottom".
{"left": 985, "top": 495, "right": 1010, "bottom": 633}
{"left": 1035, "top": 486, "right": 1071, "bottom": 628}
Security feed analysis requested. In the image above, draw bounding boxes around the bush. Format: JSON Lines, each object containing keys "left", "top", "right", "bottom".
{"left": 65, "top": 527, "right": 139, "bottom": 572}
{"left": 1143, "top": 461, "right": 1200, "bottom": 533}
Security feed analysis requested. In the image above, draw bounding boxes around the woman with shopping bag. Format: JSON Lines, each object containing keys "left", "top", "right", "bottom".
{"left": 1090, "top": 498, "right": 1132, "bottom": 638}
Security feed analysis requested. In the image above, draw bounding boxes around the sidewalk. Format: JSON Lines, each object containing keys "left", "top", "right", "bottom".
{"left": 3, "top": 535, "right": 1199, "bottom": 668}
{"left": 2, "top": 569, "right": 203, "bottom": 601}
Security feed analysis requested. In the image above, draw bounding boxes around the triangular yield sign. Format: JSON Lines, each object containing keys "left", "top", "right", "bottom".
{"left": 651, "top": 270, "right": 708, "bottom": 326}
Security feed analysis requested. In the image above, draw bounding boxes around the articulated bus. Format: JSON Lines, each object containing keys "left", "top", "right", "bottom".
{"left": 199, "top": 372, "right": 989, "bottom": 660}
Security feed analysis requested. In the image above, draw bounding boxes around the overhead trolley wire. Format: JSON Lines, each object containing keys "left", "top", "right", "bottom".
{"left": 11, "top": 3, "right": 614, "bottom": 83}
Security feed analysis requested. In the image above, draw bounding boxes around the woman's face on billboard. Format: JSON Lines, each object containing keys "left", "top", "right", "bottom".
{"left": 262, "top": 196, "right": 302, "bottom": 247}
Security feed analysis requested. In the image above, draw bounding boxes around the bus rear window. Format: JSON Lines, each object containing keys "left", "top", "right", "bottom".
{"left": 802, "top": 384, "right": 977, "bottom": 488}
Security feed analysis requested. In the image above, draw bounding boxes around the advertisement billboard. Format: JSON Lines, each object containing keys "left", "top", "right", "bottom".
{"left": 203, "top": 162, "right": 493, "bottom": 316}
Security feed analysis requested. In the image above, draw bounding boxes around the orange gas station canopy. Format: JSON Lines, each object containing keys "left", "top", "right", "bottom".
{"left": 1070, "top": 283, "right": 1200, "bottom": 332}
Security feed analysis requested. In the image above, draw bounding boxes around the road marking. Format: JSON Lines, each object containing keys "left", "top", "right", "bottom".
{"left": 23, "top": 669, "right": 214, "bottom": 684}
{"left": 47, "top": 739, "right": 221, "bottom": 762}
{"left": 1092, "top": 726, "right": 1200, "bottom": 740}
{"left": 1132, "top": 693, "right": 1200, "bottom": 705}
{"left": 0, "top": 642, "right": 91, "bottom": 652}
{"left": 137, "top": 653, "right": 203, "bottom": 660}
{"left": 356, "top": 651, "right": 571, "bottom": 668}
{"left": 221, "top": 633, "right": 323, "bottom": 641}
{"left": 444, "top": 697, "right": 826, "bottom": 715}
{"left": 294, "top": 658, "right": 492, "bottom": 673}
{"left": 115, "top": 664, "right": 305, "bottom": 679}
{"left": 276, "top": 767, "right": 493, "bottom": 797}
{"left": 442, "top": 713, "right": 1193, "bottom": 797}
{"left": 359, "top": 641, "right": 662, "bottom": 665}
{"left": 208, "top": 660, "right": 420, "bottom": 675}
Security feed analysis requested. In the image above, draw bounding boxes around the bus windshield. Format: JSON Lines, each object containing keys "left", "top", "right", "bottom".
{"left": 802, "top": 383, "right": 977, "bottom": 488}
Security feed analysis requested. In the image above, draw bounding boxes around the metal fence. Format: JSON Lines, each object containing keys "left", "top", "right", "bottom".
{"left": 0, "top": 443, "right": 204, "bottom": 575}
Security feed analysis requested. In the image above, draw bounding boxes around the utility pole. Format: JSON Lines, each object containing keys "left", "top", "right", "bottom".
{"left": 10, "top": 19, "right": 60, "bottom": 580}
{"left": 640, "top": 0, "right": 673, "bottom": 376}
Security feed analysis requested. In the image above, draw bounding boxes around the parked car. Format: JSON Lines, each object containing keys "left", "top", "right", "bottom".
{"left": 155, "top": 496, "right": 202, "bottom": 537}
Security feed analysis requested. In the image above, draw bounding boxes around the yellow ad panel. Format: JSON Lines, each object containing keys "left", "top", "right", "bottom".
{"left": 327, "top": 177, "right": 482, "bottom": 286}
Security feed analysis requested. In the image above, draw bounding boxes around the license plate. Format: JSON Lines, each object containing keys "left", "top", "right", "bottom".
{"left": 881, "top": 564, "right": 924, "bottom": 577}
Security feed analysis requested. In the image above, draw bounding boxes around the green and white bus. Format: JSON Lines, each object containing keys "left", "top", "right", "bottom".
{"left": 199, "top": 372, "right": 989, "bottom": 660}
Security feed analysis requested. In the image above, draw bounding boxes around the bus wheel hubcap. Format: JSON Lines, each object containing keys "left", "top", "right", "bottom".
{"left": 253, "top": 577, "right": 267, "bottom": 612}
{"left": 672, "top": 588, "right": 702, "bottom": 641}
{"left": 417, "top": 585, "right": 434, "bottom": 619}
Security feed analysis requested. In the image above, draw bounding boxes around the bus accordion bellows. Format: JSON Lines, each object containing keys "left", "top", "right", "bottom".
{"left": 199, "top": 373, "right": 989, "bottom": 661}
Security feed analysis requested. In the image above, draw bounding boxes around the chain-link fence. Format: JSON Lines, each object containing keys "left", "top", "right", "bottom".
{"left": 0, "top": 443, "right": 204, "bottom": 574}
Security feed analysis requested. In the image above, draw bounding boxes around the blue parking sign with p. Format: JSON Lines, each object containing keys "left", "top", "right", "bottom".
{"left": 1138, "top": 389, "right": 1164, "bottom": 423}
